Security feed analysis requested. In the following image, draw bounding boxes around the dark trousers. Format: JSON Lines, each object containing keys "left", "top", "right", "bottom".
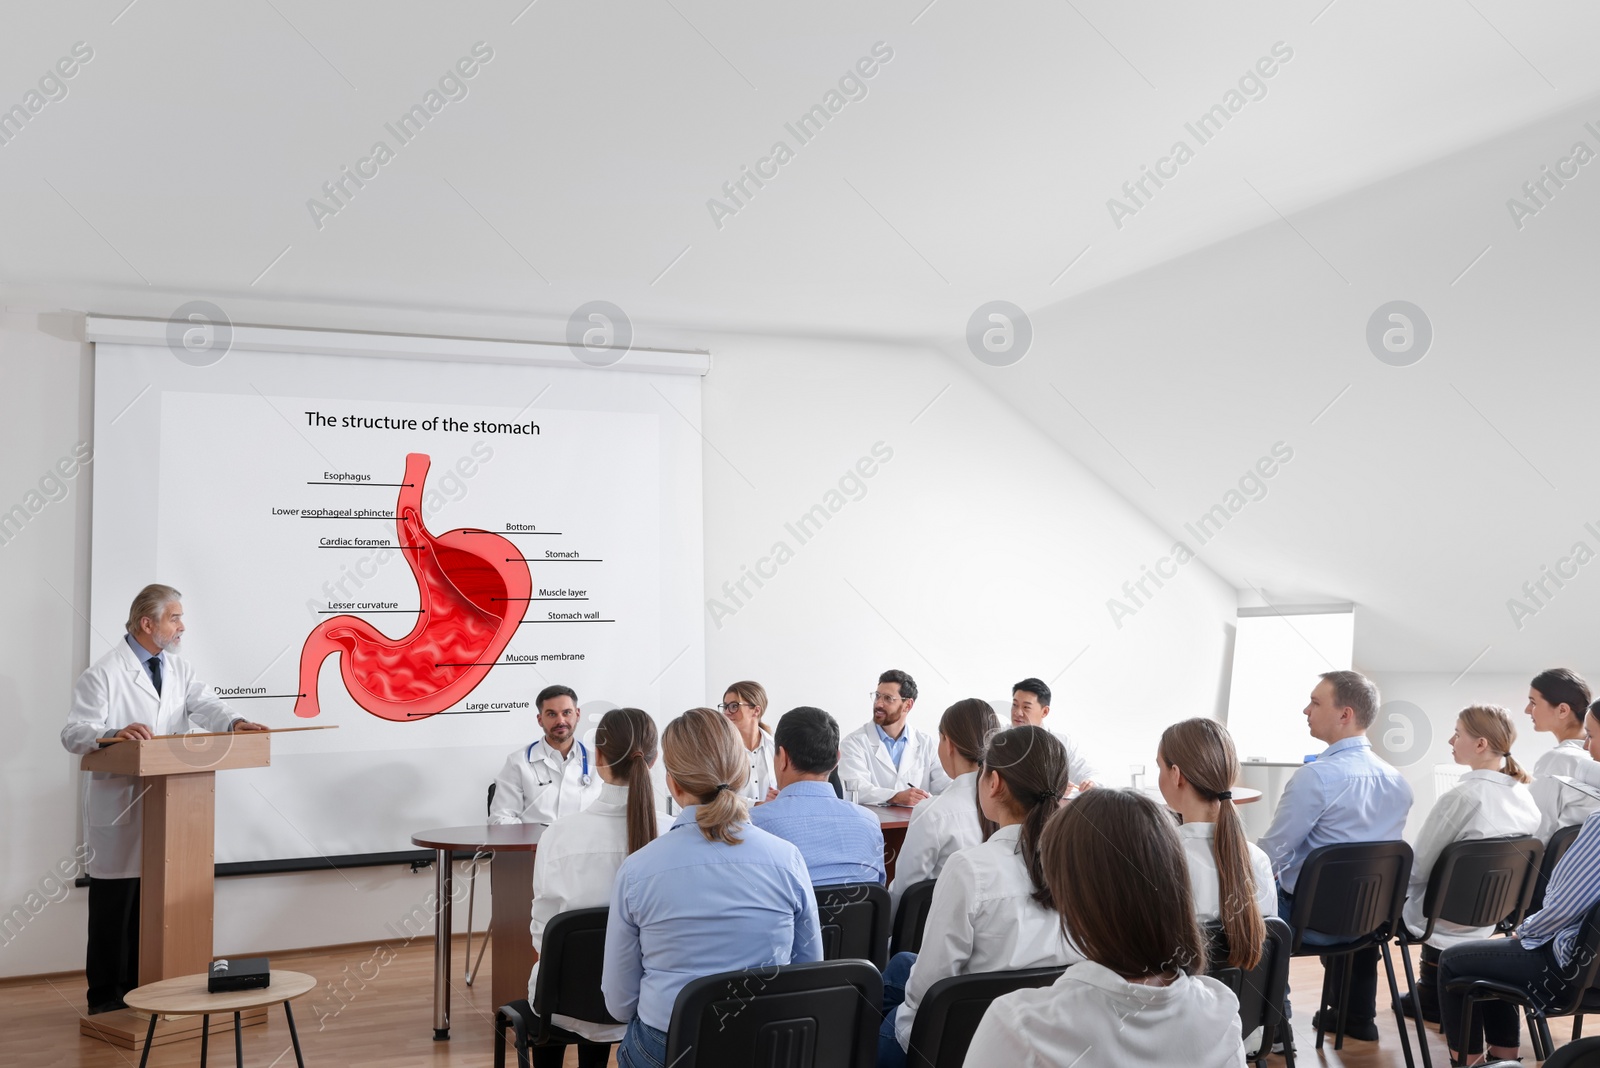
{"left": 86, "top": 876, "right": 139, "bottom": 1010}
{"left": 1414, "top": 944, "right": 1442, "bottom": 1022}
{"left": 531, "top": 1041, "right": 611, "bottom": 1068}
{"left": 1438, "top": 937, "right": 1577, "bottom": 1055}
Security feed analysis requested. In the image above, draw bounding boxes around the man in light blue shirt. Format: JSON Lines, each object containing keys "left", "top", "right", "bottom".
{"left": 1259, "top": 670, "right": 1414, "bottom": 1041}
{"left": 753, "top": 707, "right": 886, "bottom": 886}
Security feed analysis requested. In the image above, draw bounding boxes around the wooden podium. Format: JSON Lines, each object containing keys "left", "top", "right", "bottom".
{"left": 77, "top": 730, "right": 273, "bottom": 1052}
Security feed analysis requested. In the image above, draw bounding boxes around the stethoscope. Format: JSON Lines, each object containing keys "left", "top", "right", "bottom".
{"left": 526, "top": 738, "right": 592, "bottom": 786}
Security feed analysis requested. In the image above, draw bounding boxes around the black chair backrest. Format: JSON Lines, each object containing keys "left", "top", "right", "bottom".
{"left": 891, "top": 879, "right": 938, "bottom": 956}
{"left": 829, "top": 767, "right": 844, "bottom": 798}
{"left": 1545, "top": 1034, "right": 1600, "bottom": 1068}
{"left": 815, "top": 883, "right": 891, "bottom": 970}
{"left": 904, "top": 966, "right": 1065, "bottom": 1068}
{"left": 1288, "top": 840, "right": 1413, "bottom": 952}
{"left": 1542, "top": 899, "right": 1600, "bottom": 1018}
{"left": 665, "top": 959, "right": 881, "bottom": 1068}
{"left": 531, "top": 907, "right": 619, "bottom": 1035}
{"left": 1417, "top": 835, "right": 1542, "bottom": 942}
{"left": 1533, "top": 823, "right": 1585, "bottom": 914}
{"left": 1205, "top": 917, "right": 1292, "bottom": 1045}
{"left": 487, "top": 780, "right": 497, "bottom": 815}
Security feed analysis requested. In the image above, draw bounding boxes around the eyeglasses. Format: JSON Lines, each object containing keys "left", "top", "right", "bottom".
{"left": 718, "top": 702, "right": 757, "bottom": 713}
{"left": 870, "top": 692, "right": 906, "bottom": 703}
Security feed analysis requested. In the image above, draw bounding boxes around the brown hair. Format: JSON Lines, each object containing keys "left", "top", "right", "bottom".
{"left": 940, "top": 698, "right": 1000, "bottom": 766}
{"left": 126, "top": 583, "right": 181, "bottom": 636}
{"left": 663, "top": 707, "right": 750, "bottom": 845}
{"left": 1158, "top": 718, "right": 1264, "bottom": 970}
{"left": 980, "top": 725, "right": 1070, "bottom": 909}
{"left": 723, "top": 680, "right": 772, "bottom": 734}
{"left": 596, "top": 708, "right": 660, "bottom": 854}
{"left": 1044, "top": 788, "right": 1206, "bottom": 979}
{"left": 1319, "top": 669, "right": 1380, "bottom": 728}
{"left": 1532, "top": 669, "right": 1592, "bottom": 727}
{"left": 1457, "top": 704, "right": 1530, "bottom": 784}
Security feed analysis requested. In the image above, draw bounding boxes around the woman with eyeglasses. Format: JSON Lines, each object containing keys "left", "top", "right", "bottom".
{"left": 721, "top": 680, "right": 778, "bottom": 803}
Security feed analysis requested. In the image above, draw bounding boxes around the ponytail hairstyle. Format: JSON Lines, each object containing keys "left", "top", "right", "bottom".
{"left": 1457, "top": 704, "right": 1530, "bottom": 784}
{"left": 1158, "top": 718, "right": 1264, "bottom": 971}
{"left": 596, "top": 707, "right": 660, "bottom": 854}
{"left": 979, "top": 725, "right": 1070, "bottom": 909}
{"left": 1531, "top": 668, "right": 1592, "bottom": 729}
{"left": 1044, "top": 788, "right": 1206, "bottom": 979}
{"left": 662, "top": 707, "right": 750, "bottom": 845}
{"left": 942, "top": 698, "right": 1003, "bottom": 840}
{"left": 723, "top": 680, "right": 772, "bottom": 734}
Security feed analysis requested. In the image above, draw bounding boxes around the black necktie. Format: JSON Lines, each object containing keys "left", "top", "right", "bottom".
{"left": 149, "top": 656, "right": 162, "bottom": 695}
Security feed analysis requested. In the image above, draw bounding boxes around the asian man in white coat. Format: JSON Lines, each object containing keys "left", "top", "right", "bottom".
{"left": 838, "top": 669, "right": 950, "bottom": 807}
{"left": 490, "top": 684, "right": 603, "bottom": 825}
{"left": 60, "top": 584, "right": 267, "bottom": 1014}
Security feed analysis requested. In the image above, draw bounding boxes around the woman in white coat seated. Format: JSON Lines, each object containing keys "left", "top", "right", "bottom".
{"left": 1398, "top": 704, "right": 1539, "bottom": 1025}
{"left": 720, "top": 679, "right": 777, "bottom": 804}
{"left": 965, "top": 788, "right": 1247, "bottom": 1068}
{"left": 528, "top": 707, "right": 665, "bottom": 1068}
{"left": 887, "top": 698, "right": 1001, "bottom": 911}
{"left": 1525, "top": 668, "right": 1595, "bottom": 839}
{"left": 877, "top": 725, "right": 1081, "bottom": 1068}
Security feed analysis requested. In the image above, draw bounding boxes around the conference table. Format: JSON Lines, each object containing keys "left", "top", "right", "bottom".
{"left": 411, "top": 824, "right": 544, "bottom": 1041}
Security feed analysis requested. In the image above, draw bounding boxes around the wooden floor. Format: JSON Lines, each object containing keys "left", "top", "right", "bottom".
{"left": 2, "top": 941, "right": 1585, "bottom": 1066}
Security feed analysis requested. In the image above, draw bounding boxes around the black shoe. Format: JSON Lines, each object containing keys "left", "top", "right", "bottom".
{"left": 1397, "top": 992, "right": 1440, "bottom": 1024}
{"left": 1312, "top": 1010, "right": 1379, "bottom": 1041}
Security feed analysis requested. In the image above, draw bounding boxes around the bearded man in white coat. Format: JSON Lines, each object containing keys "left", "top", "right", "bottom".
{"left": 60, "top": 584, "right": 266, "bottom": 1013}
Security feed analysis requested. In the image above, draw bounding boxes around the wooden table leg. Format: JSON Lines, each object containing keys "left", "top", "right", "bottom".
{"left": 285, "top": 1001, "right": 306, "bottom": 1067}
{"left": 434, "top": 848, "right": 453, "bottom": 1040}
{"left": 489, "top": 851, "right": 536, "bottom": 1013}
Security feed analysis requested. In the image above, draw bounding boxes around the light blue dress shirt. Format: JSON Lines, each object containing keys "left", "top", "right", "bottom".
{"left": 124, "top": 633, "right": 164, "bottom": 690}
{"left": 602, "top": 806, "right": 824, "bottom": 1031}
{"left": 876, "top": 723, "right": 908, "bottom": 769}
{"left": 1258, "top": 735, "right": 1413, "bottom": 894}
{"left": 750, "top": 780, "right": 886, "bottom": 887}
{"left": 1519, "top": 808, "right": 1600, "bottom": 967}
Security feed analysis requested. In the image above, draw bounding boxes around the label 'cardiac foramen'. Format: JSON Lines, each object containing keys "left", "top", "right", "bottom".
{"left": 293, "top": 453, "right": 532, "bottom": 722}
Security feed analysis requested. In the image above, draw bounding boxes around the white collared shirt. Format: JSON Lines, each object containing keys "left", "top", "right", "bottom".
{"left": 738, "top": 730, "right": 776, "bottom": 803}
{"left": 1177, "top": 822, "right": 1277, "bottom": 924}
{"left": 529, "top": 782, "right": 667, "bottom": 1041}
{"left": 889, "top": 771, "right": 982, "bottom": 911}
{"left": 965, "top": 961, "right": 1246, "bottom": 1068}
{"left": 490, "top": 737, "right": 602, "bottom": 826}
{"left": 1404, "top": 767, "right": 1541, "bottom": 946}
{"left": 1531, "top": 739, "right": 1599, "bottom": 840}
{"left": 894, "top": 824, "right": 1082, "bottom": 1050}
{"left": 838, "top": 720, "right": 951, "bottom": 805}
{"left": 1049, "top": 726, "right": 1100, "bottom": 785}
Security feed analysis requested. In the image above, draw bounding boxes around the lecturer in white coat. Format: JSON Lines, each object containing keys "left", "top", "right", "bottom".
{"left": 838, "top": 669, "right": 950, "bottom": 807}
{"left": 490, "top": 684, "right": 603, "bottom": 825}
{"left": 60, "top": 584, "right": 267, "bottom": 1014}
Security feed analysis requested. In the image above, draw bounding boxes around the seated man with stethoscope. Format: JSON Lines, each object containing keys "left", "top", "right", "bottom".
{"left": 489, "top": 684, "right": 603, "bottom": 825}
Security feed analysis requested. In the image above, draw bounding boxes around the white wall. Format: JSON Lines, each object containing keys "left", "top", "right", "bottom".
{"left": 0, "top": 307, "right": 1239, "bottom": 978}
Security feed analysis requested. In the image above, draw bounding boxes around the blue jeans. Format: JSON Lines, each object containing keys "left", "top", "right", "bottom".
{"left": 616, "top": 1016, "right": 668, "bottom": 1068}
{"left": 877, "top": 951, "right": 916, "bottom": 1068}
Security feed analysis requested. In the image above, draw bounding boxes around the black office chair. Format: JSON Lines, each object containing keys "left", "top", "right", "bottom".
{"left": 1285, "top": 840, "right": 1415, "bottom": 1067}
{"left": 494, "top": 907, "right": 619, "bottom": 1068}
{"left": 466, "top": 780, "right": 497, "bottom": 985}
{"left": 1204, "top": 916, "right": 1294, "bottom": 1068}
{"left": 902, "top": 966, "right": 1065, "bottom": 1068}
{"left": 891, "top": 879, "right": 938, "bottom": 956}
{"left": 1547, "top": 1035, "right": 1600, "bottom": 1068}
{"left": 815, "top": 883, "right": 891, "bottom": 970}
{"left": 1446, "top": 898, "right": 1600, "bottom": 1063}
{"left": 1532, "top": 823, "right": 1585, "bottom": 914}
{"left": 829, "top": 767, "right": 844, "bottom": 798}
{"left": 1393, "top": 835, "right": 1542, "bottom": 1068}
{"left": 664, "top": 959, "right": 881, "bottom": 1068}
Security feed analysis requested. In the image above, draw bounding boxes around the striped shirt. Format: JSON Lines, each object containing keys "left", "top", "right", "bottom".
{"left": 1518, "top": 808, "right": 1600, "bottom": 967}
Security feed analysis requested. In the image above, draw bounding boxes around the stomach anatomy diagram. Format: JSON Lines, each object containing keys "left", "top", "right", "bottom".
{"left": 294, "top": 453, "right": 532, "bottom": 722}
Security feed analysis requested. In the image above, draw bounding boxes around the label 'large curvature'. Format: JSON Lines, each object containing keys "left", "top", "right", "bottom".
{"left": 293, "top": 453, "right": 532, "bottom": 722}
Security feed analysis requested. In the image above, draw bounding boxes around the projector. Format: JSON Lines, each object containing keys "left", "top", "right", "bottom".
{"left": 207, "top": 957, "right": 271, "bottom": 993}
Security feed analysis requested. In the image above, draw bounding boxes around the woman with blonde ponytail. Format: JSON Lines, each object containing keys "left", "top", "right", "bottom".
{"left": 602, "top": 707, "right": 822, "bottom": 1068}
{"left": 1399, "top": 704, "right": 1540, "bottom": 1024}
{"left": 528, "top": 708, "right": 665, "bottom": 1067}
{"left": 1156, "top": 719, "right": 1275, "bottom": 972}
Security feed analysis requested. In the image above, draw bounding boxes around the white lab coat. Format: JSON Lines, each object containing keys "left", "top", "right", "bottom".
{"left": 490, "top": 738, "right": 603, "bottom": 826}
{"left": 529, "top": 782, "right": 668, "bottom": 1041}
{"left": 61, "top": 638, "right": 239, "bottom": 879}
{"left": 1177, "top": 822, "right": 1279, "bottom": 923}
{"left": 1531, "top": 740, "right": 1599, "bottom": 840}
{"left": 837, "top": 721, "right": 950, "bottom": 805}
{"left": 889, "top": 771, "right": 982, "bottom": 912}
